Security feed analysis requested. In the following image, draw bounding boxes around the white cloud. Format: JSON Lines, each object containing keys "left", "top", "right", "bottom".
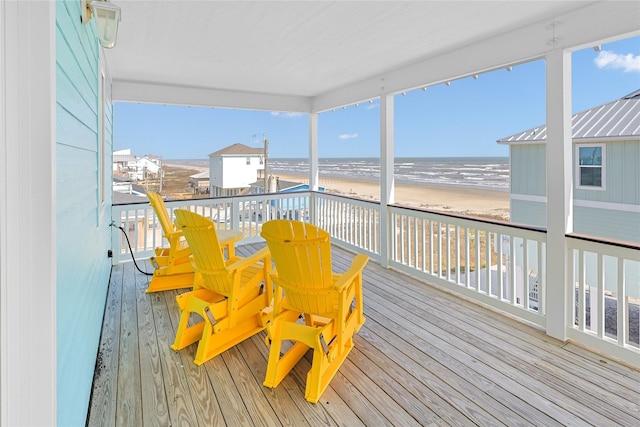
{"left": 594, "top": 50, "right": 640, "bottom": 73}
{"left": 338, "top": 133, "right": 358, "bottom": 140}
{"left": 270, "top": 112, "right": 304, "bottom": 118}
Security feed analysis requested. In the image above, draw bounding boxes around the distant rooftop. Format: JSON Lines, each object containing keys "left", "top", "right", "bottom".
{"left": 498, "top": 89, "right": 640, "bottom": 144}
{"left": 209, "top": 143, "right": 264, "bottom": 157}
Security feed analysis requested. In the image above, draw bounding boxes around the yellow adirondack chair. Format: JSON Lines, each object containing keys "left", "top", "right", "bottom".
{"left": 260, "top": 220, "right": 368, "bottom": 403}
{"left": 146, "top": 192, "right": 241, "bottom": 292}
{"left": 171, "top": 209, "right": 272, "bottom": 365}
{"left": 146, "top": 191, "right": 194, "bottom": 292}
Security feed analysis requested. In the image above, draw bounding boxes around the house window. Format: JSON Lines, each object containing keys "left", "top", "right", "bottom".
{"left": 246, "top": 157, "right": 251, "bottom": 165}
{"left": 576, "top": 144, "right": 605, "bottom": 190}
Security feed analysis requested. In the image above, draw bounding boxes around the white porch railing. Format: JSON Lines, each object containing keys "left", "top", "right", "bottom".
{"left": 567, "top": 235, "right": 640, "bottom": 361}
{"left": 111, "top": 192, "right": 313, "bottom": 264}
{"left": 388, "top": 206, "right": 547, "bottom": 328}
{"left": 110, "top": 191, "right": 639, "bottom": 366}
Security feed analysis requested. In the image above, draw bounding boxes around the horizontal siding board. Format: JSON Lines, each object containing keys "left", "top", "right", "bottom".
{"left": 56, "top": 20, "right": 97, "bottom": 109}
{"left": 511, "top": 199, "right": 546, "bottom": 227}
{"left": 56, "top": 0, "right": 98, "bottom": 84}
{"left": 56, "top": 103, "right": 97, "bottom": 152}
{"left": 56, "top": 63, "right": 97, "bottom": 129}
{"left": 574, "top": 206, "right": 640, "bottom": 243}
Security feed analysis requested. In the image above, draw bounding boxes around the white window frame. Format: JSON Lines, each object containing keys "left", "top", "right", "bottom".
{"left": 98, "top": 66, "right": 106, "bottom": 212}
{"left": 575, "top": 143, "right": 606, "bottom": 191}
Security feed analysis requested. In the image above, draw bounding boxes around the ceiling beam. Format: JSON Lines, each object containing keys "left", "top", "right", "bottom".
{"left": 112, "top": 79, "right": 313, "bottom": 113}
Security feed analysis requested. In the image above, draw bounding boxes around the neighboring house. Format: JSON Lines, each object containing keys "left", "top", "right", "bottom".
{"left": 113, "top": 148, "right": 138, "bottom": 176}
{"left": 136, "top": 156, "right": 161, "bottom": 179}
{"left": 189, "top": 170, "right": 210, "bottom": 194}
{"left": 209, "top": 143, "right": 265, "bottom": 197}
{"left": 113, "top": 148, "right": 162, "bottom": 180}
{"left": 498, "top": 90, "right": 640, "bottom": 243}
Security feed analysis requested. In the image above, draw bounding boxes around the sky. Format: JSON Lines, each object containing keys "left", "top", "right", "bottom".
{"left": 114, "top": 36, "right": 640, "bottom": 160}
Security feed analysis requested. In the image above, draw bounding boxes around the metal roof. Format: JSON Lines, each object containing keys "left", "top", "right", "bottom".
{"left": 497, "top": 90, "right": 640, "bottom": 145}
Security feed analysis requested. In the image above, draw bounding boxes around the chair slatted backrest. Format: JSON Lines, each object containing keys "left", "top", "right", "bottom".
{"left": 261, "top": 220, "right": 337, "bottom": 314}
{"left": 174, "top": 209, "right": 229, "bottom": 294}
{"left": 147, "top": 191, "right": 175, "bottom": 238}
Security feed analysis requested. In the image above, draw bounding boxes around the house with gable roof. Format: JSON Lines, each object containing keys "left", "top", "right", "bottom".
{"left": 498, "top": 90, "right": 640, "bottom": 243}
{"left": 208, "top": 143, "right": 265, "bottom": 197}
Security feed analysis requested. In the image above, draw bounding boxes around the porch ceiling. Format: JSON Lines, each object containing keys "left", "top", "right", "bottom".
{"left": 107, "top": 1, "right": 640, "bottom": 113}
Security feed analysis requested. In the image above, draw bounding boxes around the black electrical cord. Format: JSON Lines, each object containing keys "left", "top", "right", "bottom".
{"left": 111, "top": 222, "right": 154, "bottom": 276}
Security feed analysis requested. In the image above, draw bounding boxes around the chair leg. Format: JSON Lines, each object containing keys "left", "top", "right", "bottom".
{"left": 170, "top": 289, "right": 224, "bottom": 351}
{"left": 263, "top": 320, "right": 310, "bottom": 389}
{"left": 193, "top": 290, "right": 270, "bottom": 365}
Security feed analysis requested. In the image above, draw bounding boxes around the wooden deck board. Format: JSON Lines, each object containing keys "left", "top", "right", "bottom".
{"left": 358, "top": 257, "right": 640, "bottom": 425}
{"left": 135, "top": 273, "right": 170, "bottom": 427}
{"left": 88, "top": 243, "right": 640, "bottom": 426}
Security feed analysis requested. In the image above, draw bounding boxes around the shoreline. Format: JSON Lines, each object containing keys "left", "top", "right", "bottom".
{"left": 164, "top": 162, "right": 510, "bottom": 220}
{"left": 273, "top": 172, "right": 509, "bottom": 221}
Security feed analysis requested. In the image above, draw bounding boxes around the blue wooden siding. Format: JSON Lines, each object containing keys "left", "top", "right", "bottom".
{"left": 510, "top": 145, "right": 546, "bottom": 196}
{"left": 574, "top": 140, "right": 640, "bottom": 204}
{"left": 56, "top": 1, "right": 112, "bottom": 425}
{"left": 510, "top": 199, "right": 546, "bottom": 228}
{"left": 574, "top": 205, "right": 640, "bottom": 243}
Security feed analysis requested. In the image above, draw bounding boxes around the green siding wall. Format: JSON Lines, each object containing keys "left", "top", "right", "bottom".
{"left": 56, "top": 1, "right": 112, "bottom": 425}
{"left": 510, "top": 144, "right": 546, "bottom": 196}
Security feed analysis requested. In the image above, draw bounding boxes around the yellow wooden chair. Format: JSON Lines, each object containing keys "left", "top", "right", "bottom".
{"left": 146, "top": 192, "right": 241, "bottom": 292}
{"left": 260, "top": 220, "right": 368, "bottom": 403}
{"left": 146, "top": 191, "right": 194, "bottom": 292}
{"left": 171, "top": 209, "right": 273, "bottom": 365}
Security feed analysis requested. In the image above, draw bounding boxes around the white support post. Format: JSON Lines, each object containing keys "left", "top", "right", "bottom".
{"left": 309, "top": 113, "right": 319, "bottom": 192}
{"left": 380, "top": 94, "right": 395, "bottom": 268}
{"left": 545, "top": 49, "right": 573, "bottom": 341}
{"left": 0, "top": 1, "right": 57, "bottom": 425}
{"left": 308, "top": 112, "right": 319, "bottom": 224}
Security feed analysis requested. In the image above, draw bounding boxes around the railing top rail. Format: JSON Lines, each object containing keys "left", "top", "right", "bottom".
{"left": 389, "top": 204, "right": 547, "bottom": 235}
{"left": 567, "top": 233, "right": 640, "bottom": 252}
{"left": 113, "top": 191, "right": 314, "bottom": 208}
{"left": 314, "top": 191, "right": 381, "bottom": 206}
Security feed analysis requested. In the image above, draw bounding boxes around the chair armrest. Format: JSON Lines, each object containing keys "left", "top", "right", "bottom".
{"left": 226, "top": 246, "right": 271, "bottom": 271}
{"left": 333, "top": 254, "right": 369, "bottom": 293}
{"left": 165, "top": 229, "right": 184, "bottom": 241}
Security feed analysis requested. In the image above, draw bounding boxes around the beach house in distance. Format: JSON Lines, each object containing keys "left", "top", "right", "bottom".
{"left": 498, "top": 90, "right": 640, "bottom": 244}
{"left": 209, "top": 143, "right": 265, "bottom": 197}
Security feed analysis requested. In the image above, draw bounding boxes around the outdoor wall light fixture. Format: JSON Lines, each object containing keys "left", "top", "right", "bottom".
{"left": 81, "top": 0, "right": 121, "bottom": 49}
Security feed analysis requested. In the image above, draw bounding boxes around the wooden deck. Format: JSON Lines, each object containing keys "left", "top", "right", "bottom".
{"left": 88, "top": 243, "right": 640, "bottom": 426}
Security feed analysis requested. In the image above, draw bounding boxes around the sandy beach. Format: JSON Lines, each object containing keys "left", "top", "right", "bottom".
{"left": 163, "top": 162, "right": 510, "bottom": 221}
{"left": 275, "top": 172, "right": 509, "bottom": 221}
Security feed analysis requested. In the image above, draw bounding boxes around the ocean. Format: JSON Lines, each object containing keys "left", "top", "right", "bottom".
{"left": 169, "top": 157, "right": 510, "bottom": 191}
{"left": 271, "top": 157, "right": 509, "bottom": 191}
